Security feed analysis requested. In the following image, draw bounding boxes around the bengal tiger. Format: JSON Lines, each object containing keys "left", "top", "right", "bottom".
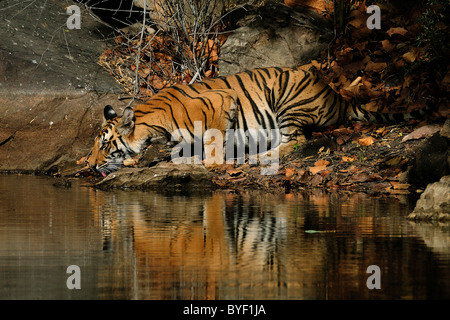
{"left": 85, "top": 66, "right": 427, "bottom": 176}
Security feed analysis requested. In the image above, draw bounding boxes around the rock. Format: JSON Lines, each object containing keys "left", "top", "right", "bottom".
{"left": 0, "top": 92, "right": 127, "bottom": 173}
{"left": 408, "top": 175, "right": 450, "bottom": 221}
{"left": 401, "top": 124, "right": 441, "bottom": 142}
{"left": 95, "top": 162, "right": 215, "bottom": 192}
{"left": 0, "top": 0, "right": 121, "bottom": 93}
{"left": 409, "top": 131, "right": 450, "bottom": 187}
{"left": 219, "top": 2, "right": 332, "bottom": 75}
{"left": 440, "top": 118, "right": 450, "bottom": 139}
{"left": 0, "top": 0, "right": 125, "bottom": 172}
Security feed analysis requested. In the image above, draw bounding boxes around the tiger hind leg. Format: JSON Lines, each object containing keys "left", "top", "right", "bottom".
{"left": 201, "top": 89, "right": 239, "bottom": 164}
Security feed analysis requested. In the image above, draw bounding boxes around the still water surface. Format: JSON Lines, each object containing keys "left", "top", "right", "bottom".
{"left": 0, "top": 175, "right": 449, "bottom": 300}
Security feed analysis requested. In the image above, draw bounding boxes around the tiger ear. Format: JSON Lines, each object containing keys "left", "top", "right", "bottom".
{"left": 104, "top": 105, "right": 117, "bottom": 121}
{"left": 117, "top": 107, "right": 135, "bottom": 136}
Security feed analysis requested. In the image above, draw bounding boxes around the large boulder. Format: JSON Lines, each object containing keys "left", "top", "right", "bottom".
{"left": 0, "top": 0, "right": 125, "bottom": 172}
{"left": 408, "top": 119, "right": 450, "bottom": 187}
{"left": 408, "top": 175, "right": 450, "bottom": 221}
{"left": 219, "top": 2, "right": 332, "bottom": 75}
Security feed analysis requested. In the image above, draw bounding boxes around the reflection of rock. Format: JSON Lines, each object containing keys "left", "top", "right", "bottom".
{"left": 219, "top": 2, "right": 332, "bottom": 75}
{"left": 409, "top": 120, "right": 450, "bottom": 187}
{"left": 408, "top": 222, "right": 450, "bottom": 258}
{"left": 408, "top": 175, "right": 450, "bottom": 221}
{"left": 95, "top": 162, "right": 214, "bottom": 192}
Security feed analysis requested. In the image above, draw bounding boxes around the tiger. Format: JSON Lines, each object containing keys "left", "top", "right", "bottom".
{"left": 85, "top": 66, "right": 428, "bottom": 176}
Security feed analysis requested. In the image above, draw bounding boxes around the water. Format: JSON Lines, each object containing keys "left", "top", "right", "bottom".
{"left": 0, "top": 175, "right": 449, "bottom": 300}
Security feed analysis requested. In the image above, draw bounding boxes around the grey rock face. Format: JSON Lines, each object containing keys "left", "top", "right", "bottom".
{"left": 219, "top": 3, "right": 332, "bottom": 75}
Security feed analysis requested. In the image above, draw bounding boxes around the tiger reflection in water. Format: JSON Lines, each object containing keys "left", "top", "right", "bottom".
{"left": 89, "top": 190, "right": 334, "bottom": 299}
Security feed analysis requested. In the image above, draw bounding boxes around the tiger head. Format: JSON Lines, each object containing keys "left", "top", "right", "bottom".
{"left": 86, "top": 105, "right": 140, "bottom": 176}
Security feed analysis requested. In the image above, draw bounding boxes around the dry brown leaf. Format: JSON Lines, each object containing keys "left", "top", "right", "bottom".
{"left": 375, "top": 126, "right": 387, "bottom": 135}
{"left": 285, "top": 168, "right": 296, "bottom": 178}
{"left": 358, "top": 136, "right": 375, "bottom": 146}
{"left": 309, "top": 165, "right": 327, "bottom": 175}
{"left": 381, "top": 39, "right": 395, "bottom": 53}
{"left": 332, "top": 127, "right": 353, "bottom": 136}
{"left": 139, "top": 87, "right": 154, "bottom": 97}
{"left": 336, "top": 135, "right": 350, "bottom": 145}
{"left": 310, "top": 174, "right": 323, "bottom": 186}
{"left": 348, "top": 17, "right": 365, "bottom": 28}
{"left": 402, "top": 51, "right": 416, "bottom": 64}
{"left": 342, "top": 156, "right": 356, "bottom": 162}
{"left": 390, "top": 182, "right": 411, "bottom": 190}
{"left": 386, "top": 27, "right": 408, "bottom": 37}
{"left": 138, "top": 67, "right": 150, "bottom": 78}
{"left": 350, "top": 172, "right": 370, "bottom": 183}
{"left": 365, "top": 61, "right": 387, "bottom": 73}
{"left": 314, "top": 159, "right": 330, "bottom": 167}
{"left": 226, "top": 168, "right": 244, "bottom": 177}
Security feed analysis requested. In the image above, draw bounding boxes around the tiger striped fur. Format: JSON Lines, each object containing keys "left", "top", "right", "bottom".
{"left": 86, "top": 66, "right": 427, "bottom": 176}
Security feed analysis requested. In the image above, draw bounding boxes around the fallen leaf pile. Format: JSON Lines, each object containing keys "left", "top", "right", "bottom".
{"left": 207, "top": 122, "right": 443, "bottom": 194}
{"left": 302, "top": 1, "right": 449, "bottom": 117}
